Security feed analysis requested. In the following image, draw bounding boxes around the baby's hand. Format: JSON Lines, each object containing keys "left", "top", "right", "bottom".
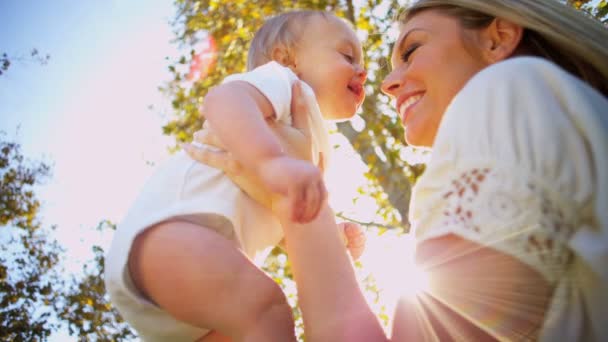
{"left": 338, "top": 222, "right": 366, "bottom": 261}
{"left": 258, "top": 156, "right": 326, "bottom": 223}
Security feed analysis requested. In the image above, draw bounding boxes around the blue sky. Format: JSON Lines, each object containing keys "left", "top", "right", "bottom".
{"left": 1, "top": 0, "right": 179, "bottom": 262}
{"left": 1, "top": 1, "right": 181, "bottom": 339}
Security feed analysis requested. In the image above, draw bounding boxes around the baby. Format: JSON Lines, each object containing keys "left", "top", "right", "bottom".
{"left": 105, "top": 10, "right": 367, "bottom": 342}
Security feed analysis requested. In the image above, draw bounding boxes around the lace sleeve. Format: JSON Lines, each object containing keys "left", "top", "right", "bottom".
{"left": 417, "top": 164, "right": 578, "bottom": 283}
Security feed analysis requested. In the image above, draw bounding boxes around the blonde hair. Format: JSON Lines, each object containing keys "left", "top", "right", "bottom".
{"left": 400, "top": 0, "right": 608, "bottom": 97}
{"left": 247, "top": 10, "right": 333, "bottom": 71}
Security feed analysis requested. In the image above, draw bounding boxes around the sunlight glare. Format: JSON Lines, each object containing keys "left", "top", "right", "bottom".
{"left": 361, "top": 231, "right": 430, "bottom": 319}
{"left": 187, "top": 33, "right": 217, "bottom": 81}
{"left": 383, "top": 233, "right": 428, "bottom": 299}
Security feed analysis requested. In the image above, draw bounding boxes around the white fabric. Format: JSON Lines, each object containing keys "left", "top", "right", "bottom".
{"left": 410, "top": 57, "right": 608, "bottom": 341}
{"left": 104, "top": 61, "right": 330, "bottom": 342}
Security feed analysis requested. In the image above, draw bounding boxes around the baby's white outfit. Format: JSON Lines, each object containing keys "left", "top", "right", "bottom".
{"left": 104, "top": 61, "right": 329, "bottom": 342}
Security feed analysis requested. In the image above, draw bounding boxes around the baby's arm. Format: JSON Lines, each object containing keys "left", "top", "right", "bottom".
{"left": 202, "top": 81, "right": 325, "bottom": 222}
{"left": 203, "top": 81, "right": 283, "bottom": 171}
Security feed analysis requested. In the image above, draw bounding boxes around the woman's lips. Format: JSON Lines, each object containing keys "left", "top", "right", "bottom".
{"left": 397, "top": 93, "right": 423, "bottom": 123}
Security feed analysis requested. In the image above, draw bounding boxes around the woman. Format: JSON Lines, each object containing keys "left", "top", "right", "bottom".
{"left": 187, "top": 0, "right": 608, "bottom": 340}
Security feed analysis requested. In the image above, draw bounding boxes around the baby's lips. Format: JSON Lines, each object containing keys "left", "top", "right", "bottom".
{"left": 348, "top": 82, "right": 363, "bottom": 95}
{"left": 348, "top": 83, "right": 366, "bottom": 106}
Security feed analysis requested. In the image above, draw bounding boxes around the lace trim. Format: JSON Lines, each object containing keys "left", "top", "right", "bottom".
{"left": 437, "top": 167, "right": 576, "bottom": 283}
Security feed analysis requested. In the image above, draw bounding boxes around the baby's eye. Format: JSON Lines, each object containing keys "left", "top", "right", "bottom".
{"left": 341, "top": 53, "right": 354, "bottom": 63}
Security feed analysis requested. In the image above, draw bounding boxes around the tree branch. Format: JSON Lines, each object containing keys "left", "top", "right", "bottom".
{"left": 336, "top": 121, "right": 412, "bottom": 231}
{"left": 335, "top": 212, "right": 401, "bottom": 231}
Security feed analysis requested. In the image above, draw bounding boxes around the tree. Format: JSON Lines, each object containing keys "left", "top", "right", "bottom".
{"left": 0, "top": 133, "right": 135, "bottom": 341}
{"left": 0, "top": 132, "right": 60, "bottom": 341}
{"left": 0, "top": 49, "right": 50, "bottom": 76}
{"left": 55, "top": 221, "right": 136, "bottom": 340}
{"left": 568, "top": 0, "right": 608, "bottom": 22}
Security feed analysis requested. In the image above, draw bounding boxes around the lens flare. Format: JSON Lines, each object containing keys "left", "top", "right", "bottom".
{"left": 187, "top": 35, "right": 217, "bottom": 81}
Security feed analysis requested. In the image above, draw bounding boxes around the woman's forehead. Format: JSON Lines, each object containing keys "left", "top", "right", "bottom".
{"left": 394, "top": 10, "right": 461, "bottom": 49}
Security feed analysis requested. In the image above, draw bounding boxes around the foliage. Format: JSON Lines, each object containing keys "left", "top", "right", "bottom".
{"left": 56, "top": 221, "right": 136, "bottom": 340}
{"left": 0, "top": 133, "right": 60, "bottom": 341}
{"left": 568, "top": 0, "right": 608, "bottom": 23}
{"left": 0, "top": 134, "right": 134, "bottom": 341}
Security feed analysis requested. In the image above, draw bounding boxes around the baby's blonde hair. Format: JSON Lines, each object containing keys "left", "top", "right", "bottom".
{"left": 247, "top": 10, "right": 333, "bottom": 71}
{"left": 400, "top": 0, "right": 608, "bottom": 97}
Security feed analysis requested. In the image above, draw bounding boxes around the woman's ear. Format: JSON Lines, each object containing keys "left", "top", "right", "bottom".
{"left": 481, "top": 18, "right": 524, "bottom": 63}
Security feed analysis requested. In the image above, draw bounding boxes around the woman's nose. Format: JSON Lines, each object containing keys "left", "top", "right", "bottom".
{"left": 381, "top": 71, "right": 402, "bottom": 97}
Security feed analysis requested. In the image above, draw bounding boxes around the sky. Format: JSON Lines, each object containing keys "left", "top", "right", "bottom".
{"left": 1, "top": 0, "right": 417, "bottom": 339}
{"left": 1, "top": 0, "right": 178, "bottom": 261}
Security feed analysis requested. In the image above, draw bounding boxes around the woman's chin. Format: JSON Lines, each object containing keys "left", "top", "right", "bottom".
{"left": 404, "top": 130, "right": 431, "bottom": 148}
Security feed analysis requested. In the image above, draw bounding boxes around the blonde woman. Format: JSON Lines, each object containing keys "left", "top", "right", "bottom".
{"left": 188, "top": 0, "right": 608, "bottom": 340}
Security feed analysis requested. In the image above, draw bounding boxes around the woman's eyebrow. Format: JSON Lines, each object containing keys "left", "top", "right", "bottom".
{"left": 396, "top": 28, "right": 425, "bottom": 52}
{"left": 391, "top": 28, "right": 426, "bottom": 68}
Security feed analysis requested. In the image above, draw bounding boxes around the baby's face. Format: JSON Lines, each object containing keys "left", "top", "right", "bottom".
{"left": 292, "top": 15, "right": 367, "bottom": 120}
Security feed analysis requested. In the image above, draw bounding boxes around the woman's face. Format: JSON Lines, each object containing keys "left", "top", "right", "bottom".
{"left": 381, "top": 10, "right": 491, "bottom": 147}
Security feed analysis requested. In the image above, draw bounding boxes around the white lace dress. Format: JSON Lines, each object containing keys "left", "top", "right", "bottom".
{"left": 410, "top": 57, "right": 608, "bottom": 341}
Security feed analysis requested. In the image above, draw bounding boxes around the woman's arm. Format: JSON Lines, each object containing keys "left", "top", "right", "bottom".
{"left": 276, "top": 200, "right": 389, "bottom": 342}
{"left": 395, "top": 234, "right": 552, "bottom": 341}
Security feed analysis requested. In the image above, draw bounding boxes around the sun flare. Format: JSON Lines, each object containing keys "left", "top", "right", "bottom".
{"left": 360, "top": 232, "right": 430, "bottom": 315}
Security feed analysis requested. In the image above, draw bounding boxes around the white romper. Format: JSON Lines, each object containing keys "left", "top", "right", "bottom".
{"left": 104, "top": 61, "right": 329, "bottom": 341}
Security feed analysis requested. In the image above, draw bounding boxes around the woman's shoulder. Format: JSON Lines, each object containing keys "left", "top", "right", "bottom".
{"left": 433, "top": 55, "right": 606, "bottom": 183}
{"left": 445, "top": 56, "right": 607, "bottom": 131}
{"left": 464, "top": 56, "right": 606, "bottom": 105}
{"left": 471, "top": 56, "right": 573, "bottom": 88}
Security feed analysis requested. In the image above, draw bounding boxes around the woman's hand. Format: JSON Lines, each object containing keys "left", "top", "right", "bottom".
{"left": 183, "top": 81, "right": 317, "bottom": 210}
{"left": 184, "top": 130, "right": 275, "bottom": 209}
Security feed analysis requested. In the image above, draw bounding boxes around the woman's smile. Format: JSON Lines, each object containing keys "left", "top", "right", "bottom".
{"left": 397, "top": 92, "right": 424, "bottom": 123}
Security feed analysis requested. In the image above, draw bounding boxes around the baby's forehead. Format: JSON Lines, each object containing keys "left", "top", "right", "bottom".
{"left": 308, "top": 14, "right": 357, "bottom": 36}
{"left": 295, "top": 14, "right": 362, "bottom": 51}
{"left": 330, "top": 18, "right": 363, "bottom": 47}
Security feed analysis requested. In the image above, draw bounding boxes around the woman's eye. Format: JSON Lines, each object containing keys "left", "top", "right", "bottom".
{"left": 401, "top": 43, "right": 420, "bottom": 63}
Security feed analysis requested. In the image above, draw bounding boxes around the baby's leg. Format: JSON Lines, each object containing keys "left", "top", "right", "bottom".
{"left": 128, "top": 220, "right": 296, "bottom": 342}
